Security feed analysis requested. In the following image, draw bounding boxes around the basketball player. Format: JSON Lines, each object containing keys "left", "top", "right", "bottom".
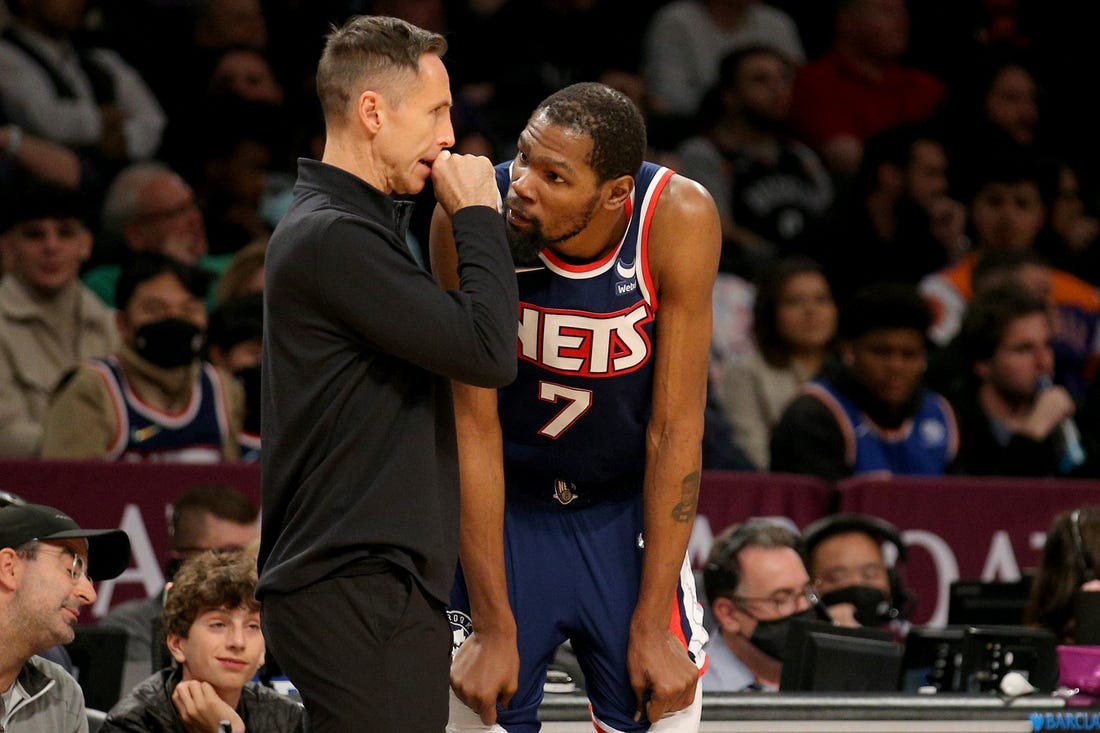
{"left": 430, "top": 82, "right": 721, "bottom": 732}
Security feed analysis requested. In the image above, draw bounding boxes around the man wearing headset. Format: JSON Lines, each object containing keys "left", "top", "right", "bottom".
{"left": 700, "top": 520, "right": 835, "bottom": 692}
{"left": 802, "top": 513, "right": 914, "bottom": 642}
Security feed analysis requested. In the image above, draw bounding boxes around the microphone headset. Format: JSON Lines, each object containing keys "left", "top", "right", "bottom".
{"left": 801, "top": 513, "right": 915, "bottom": 622}
{"left": 1070, "top": 508, "right": 1097, "bottom": 584}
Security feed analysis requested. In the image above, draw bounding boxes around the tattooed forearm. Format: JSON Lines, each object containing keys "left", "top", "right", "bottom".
{"left": 671, "top": 470, "right": 700, "bottom": 522}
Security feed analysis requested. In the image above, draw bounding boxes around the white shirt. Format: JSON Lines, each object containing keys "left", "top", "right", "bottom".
{"left": 0, "top": 24, "right": 166, "bottom": 158}
{"left": 701, "top": 634, "right": 777, "bottom": 693}
{"left": 643, "top": 0, "right": 805, "bottom": 116}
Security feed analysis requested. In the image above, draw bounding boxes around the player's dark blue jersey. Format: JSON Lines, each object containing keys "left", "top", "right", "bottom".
{"left": 494, "top": 161, "right": 674, "bottom": 499}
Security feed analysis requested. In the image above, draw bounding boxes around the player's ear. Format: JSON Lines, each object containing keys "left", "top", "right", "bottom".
{"left": 603, "top": 175, "right": 633, "bottom": 210}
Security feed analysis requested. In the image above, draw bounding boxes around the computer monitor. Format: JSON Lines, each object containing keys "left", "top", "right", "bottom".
{"left": 959, "top": 625, "right": 1059, "bottom": 693}
{"left": 948, "top": 577, "right": 1033, "bottom": 626}
{"left": 1074, "top": 590, "right": 1100, "bottom": 645}
{"left": 64, "top": 624, "right": 129, "bottom": 712}
{"left": 900, "top": 625, "right": 966, "bottom": 692}
{"left": 779, "top": 618, "right": 904, "bottom": 692}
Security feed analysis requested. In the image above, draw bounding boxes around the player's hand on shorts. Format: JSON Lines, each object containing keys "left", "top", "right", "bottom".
{"left": 627, "top": 626, "right": 698, "bottom": 724}
{"left": 172, "top": 679, "right": 245, "bottom": 733}
{"left": 431, "top": 149, "right": 499, "bottom": 216}
{"left": 451, "top": 629, "right": 520, "bottom": 725}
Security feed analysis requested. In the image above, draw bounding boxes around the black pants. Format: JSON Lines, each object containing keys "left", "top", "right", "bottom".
{"left": 262, "top": 568, "right": 451, "bottom": 733}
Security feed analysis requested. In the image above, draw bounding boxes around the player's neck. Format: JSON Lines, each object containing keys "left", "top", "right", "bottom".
{"left": 553, "top": 208, "right": 629, "bottom": 264}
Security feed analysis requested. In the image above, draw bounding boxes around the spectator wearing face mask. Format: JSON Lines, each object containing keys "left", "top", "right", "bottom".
{"left": 39, "top": 252, "right": 243, "bottom": 461}
{"left": 700, "top": 520, "right": 839, "bottom": 692}
{"left": 802, "top": 513, "right": 915, "bottom": 642}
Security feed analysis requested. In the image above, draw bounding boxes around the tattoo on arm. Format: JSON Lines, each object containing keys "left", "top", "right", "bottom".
{"left": 671, "top": 471, "right": 700, "bottom": 522}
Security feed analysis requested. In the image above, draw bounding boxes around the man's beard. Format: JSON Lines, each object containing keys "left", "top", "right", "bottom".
{"left": 505, "top": 216, "right": 549, "bottom": 267}
{"left": 996, "top": 381, "right": 1042, "bottom": 411}
{"left": 503, "top": 196, "right": 600, "bottom": 267}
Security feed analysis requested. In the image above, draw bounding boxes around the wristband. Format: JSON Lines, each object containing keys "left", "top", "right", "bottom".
{"left": 3, "top": 125, "right": 22, "bottom": 157}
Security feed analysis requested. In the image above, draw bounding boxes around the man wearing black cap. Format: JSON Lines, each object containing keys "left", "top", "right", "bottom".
{"left": 0, "top": 502, "right": 131, "bottom": 730}
{"left": 0, "top": 179, "right": 120, "bottom": 457}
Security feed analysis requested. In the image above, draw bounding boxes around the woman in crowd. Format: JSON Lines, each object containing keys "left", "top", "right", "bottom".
{"left": 713, "top": 255, "right": 837, "bottom": 469}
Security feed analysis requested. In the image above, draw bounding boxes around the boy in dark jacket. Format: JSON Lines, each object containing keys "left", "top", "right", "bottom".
{"left": 102, "top": 550, "right": 307, "bottom": 732}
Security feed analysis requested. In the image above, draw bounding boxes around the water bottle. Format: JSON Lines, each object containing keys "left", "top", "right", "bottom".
{"left": 1037, "top": 376, "right": 1087, "bottom": 474}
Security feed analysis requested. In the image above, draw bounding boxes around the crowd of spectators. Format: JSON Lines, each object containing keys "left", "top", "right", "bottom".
{"left": 2, "top": 0, "right": 1099, "bottom": 480}
{"left": 3, "top": 0, "right": 1100, "bottom": 725}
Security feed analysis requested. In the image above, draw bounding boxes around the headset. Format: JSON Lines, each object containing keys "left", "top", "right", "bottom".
{"left": 1070, "top": 508, "right": 1097, "bottom": 584}
{"left": 800, "top": 512, "right": 915, "bottom": 621}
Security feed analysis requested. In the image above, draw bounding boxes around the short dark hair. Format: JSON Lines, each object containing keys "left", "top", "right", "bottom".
{"left": 853, "top": 122, "right": 945, "bottom": 198}
{"left": 801, "top": 512, "right": 906, "bottom": 566}
{"left": 971, "top": 247, "right": 1051, "bottom": 295}
{"left": 316, "top": 15, "right": 447, "bottom": 123}
{"left": 958, "top": 148, "right": 1059, "bottom": 210}
{"left": 162, "top": 550, "right": 259, "bottom": 640}
{"left": 955, "top": 283, "right": 1049, "bottom": 366}
{"left": 0, "top": 178, "right": 94, "bottom": 234}
{"left": 532, "top": 82, "right": 646, "bottom": 183}
{"left": 169, "top": 484, "right": 258, "bottom": 551}
{"left": 838, "top": 283, "right": 932, "bottom": 342}
{"left": 696, "top": 45, "right": 793, "bottom": 130}
{"left": 115, "top": 252, "right": 212, "bottom": 311}
{"left": 703, "top": 520, "right": 802, "bottom": 602}
{"left": 206, "top": 293, "right": 263, "bottom": 353}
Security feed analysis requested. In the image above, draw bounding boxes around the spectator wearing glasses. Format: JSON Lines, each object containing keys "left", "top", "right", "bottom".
{"left": 0, "top": 491, "right": 75, "bottom": 675}
{"left": 83, "top": 161, "right": 234, "bottom": 309}
{"left": 99, "top": 484, "right": 258, "bottom": 693}
{"left": 0, "top": 502, "right": 131, "bottom": 731}
{"left": 700, "top": 520, "right": 833, "bottom": 692}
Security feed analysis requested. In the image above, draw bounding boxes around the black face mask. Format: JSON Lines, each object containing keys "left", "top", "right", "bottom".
{"left": 134, "top": 318, "right": 204, "bottom": 369}
{"left": 748, "top": 608, "right": 819, "bottom": 660}
{"left": 821, "top": 586, "right": 895, "bottom": 627}
{"left": 234, "top": 365, "right": 261, "bottom": 434}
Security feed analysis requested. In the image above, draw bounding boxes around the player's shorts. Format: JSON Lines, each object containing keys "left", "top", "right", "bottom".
{"left": 449, "top": 490, "right": 708, "bottom": 733}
